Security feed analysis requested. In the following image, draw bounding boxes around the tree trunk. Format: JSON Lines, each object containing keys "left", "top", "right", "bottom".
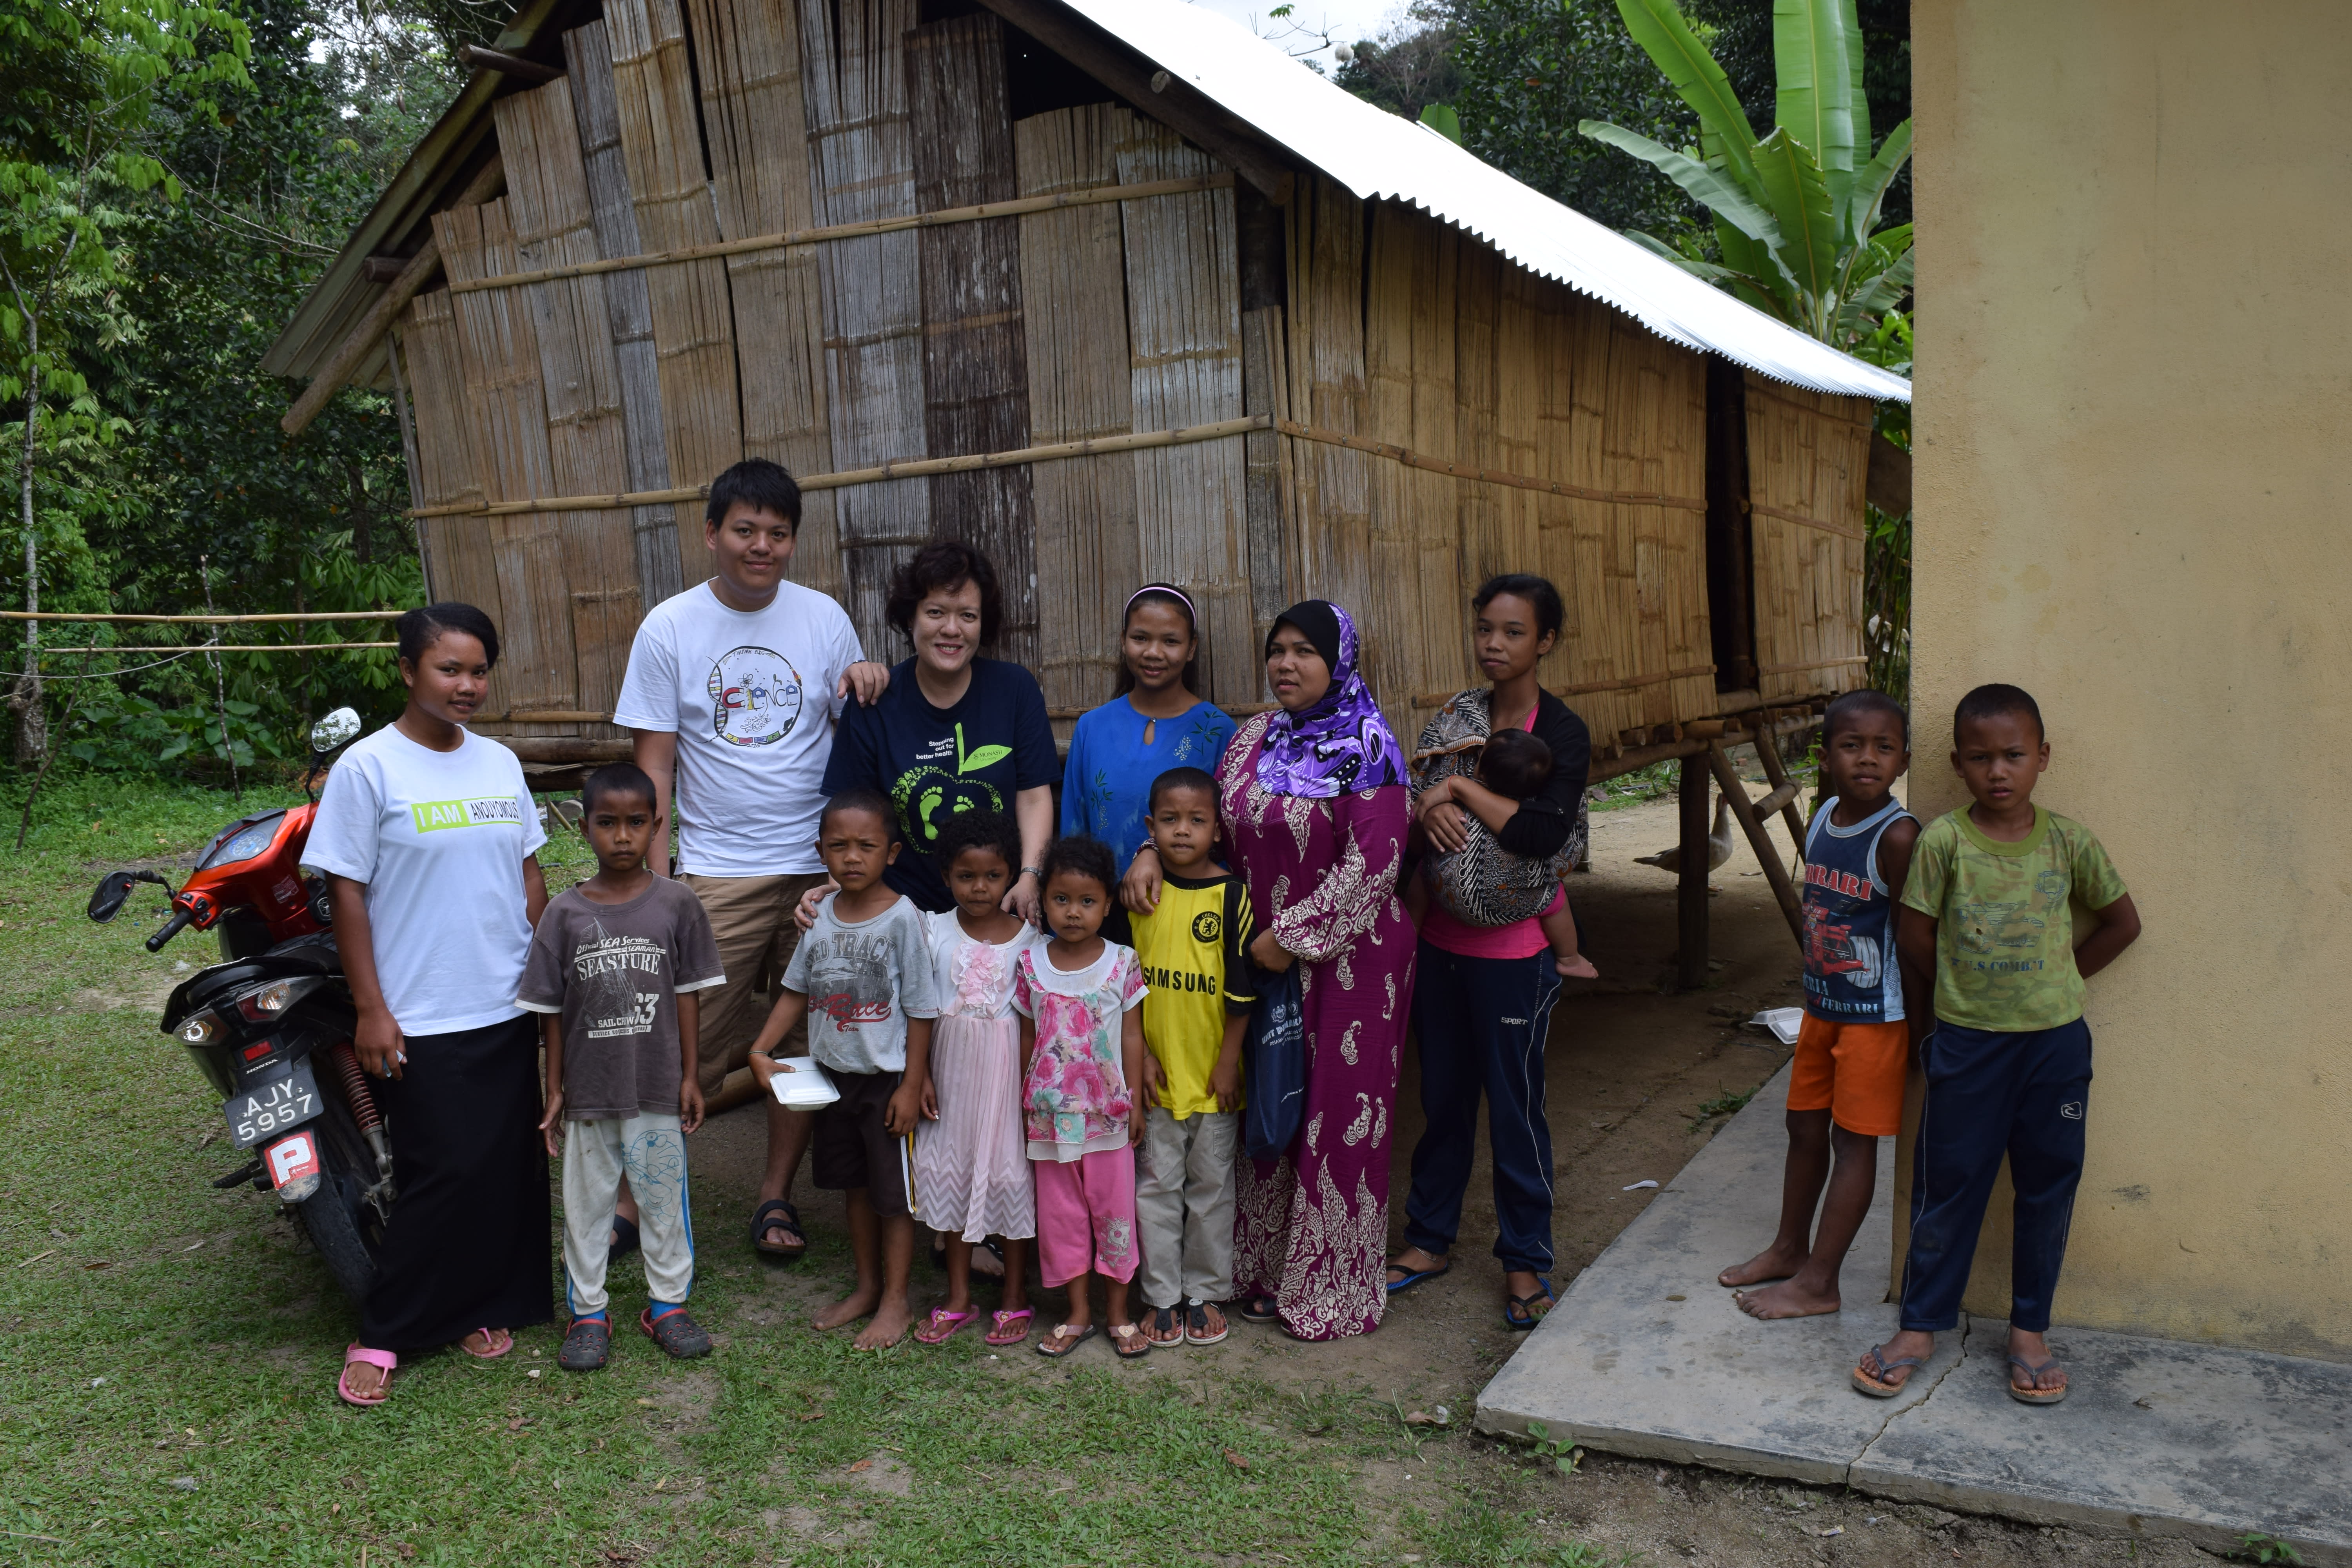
{"left": 12, "top": 313, "right": 43, "bottom": 769}
{"left": 346, "top": 456, "right": 372, "bottom": 563}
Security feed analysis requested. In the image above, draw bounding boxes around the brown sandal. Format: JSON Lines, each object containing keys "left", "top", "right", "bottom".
{"left": 1109, "top": 1321, "right": 1152, "bottom": 1359}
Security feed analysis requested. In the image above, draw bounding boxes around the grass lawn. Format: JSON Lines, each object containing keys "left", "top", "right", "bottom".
{"left": 0, "top": 771, "right": 1606, "bottom": 1568}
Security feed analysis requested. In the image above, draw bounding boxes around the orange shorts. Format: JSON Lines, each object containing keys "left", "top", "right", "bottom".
{"left": 1786, "top": 1013, "right": 1909, "bottom": 1136}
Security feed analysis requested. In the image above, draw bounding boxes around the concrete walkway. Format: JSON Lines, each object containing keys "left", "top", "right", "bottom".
{"left": 1475, "top": 1063, "right": 2352, "bottom": 1563}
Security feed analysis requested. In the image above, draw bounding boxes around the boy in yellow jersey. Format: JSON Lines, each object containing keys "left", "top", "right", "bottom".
{"left": 1129, "top": 767, "right": 1256, "bottom": 1349}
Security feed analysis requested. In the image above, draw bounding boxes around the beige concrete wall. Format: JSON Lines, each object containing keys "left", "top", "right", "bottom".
{"left": 1909, "top": 0, "right": 2352, "bottom": 1361}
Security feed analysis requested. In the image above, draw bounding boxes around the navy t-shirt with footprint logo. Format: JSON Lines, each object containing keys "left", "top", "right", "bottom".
{"left": 821, "top": 657, "right": 1059, "bottom": 913}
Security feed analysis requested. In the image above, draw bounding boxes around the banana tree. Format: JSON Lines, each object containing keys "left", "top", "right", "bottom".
{"left": 1577, "top": 0, "right": 1911, "bottom": 350}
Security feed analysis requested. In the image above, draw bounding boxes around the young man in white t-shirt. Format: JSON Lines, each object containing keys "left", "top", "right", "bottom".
{"left": 612, "top": 459, "right": 889, "bottom": 1259}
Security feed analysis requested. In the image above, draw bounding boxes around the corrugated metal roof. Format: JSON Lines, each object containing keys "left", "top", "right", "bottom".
{"left": 268, "top": 0, "right": 1910, "bottom": 404}
{"left": 1064, "top": 0, "right": 1910, "bottom": 402}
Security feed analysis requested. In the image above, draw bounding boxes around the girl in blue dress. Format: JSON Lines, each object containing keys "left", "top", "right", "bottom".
{"left": 1063, "top": 585, "right": 1236, "bottom": 887}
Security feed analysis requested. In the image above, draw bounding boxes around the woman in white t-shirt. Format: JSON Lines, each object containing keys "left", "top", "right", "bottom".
{"left": 306, "top": 603, "right": 552, "bottom": 1407}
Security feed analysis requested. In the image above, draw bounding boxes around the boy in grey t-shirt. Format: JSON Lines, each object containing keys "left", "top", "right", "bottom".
{"left": 520, "top": 765, "right": 725, "bottom": 1371}
{"left": 750, "top": 790, "right": 939, "bottom": 1350}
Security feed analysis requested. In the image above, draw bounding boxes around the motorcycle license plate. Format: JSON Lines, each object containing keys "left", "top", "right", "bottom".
{"left": 223, "top": 1059, "right": 322, "bottom": 1148}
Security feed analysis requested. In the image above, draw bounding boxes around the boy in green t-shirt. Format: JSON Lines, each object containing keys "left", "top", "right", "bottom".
{"left": 1852, "top": 684, "right": 2140, "bottom": 1407}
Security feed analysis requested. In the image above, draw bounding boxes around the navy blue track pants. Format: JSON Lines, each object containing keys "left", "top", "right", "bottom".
{"left": 1899, "top": 1018, "right": 2092, "bottom": 1334}
{"left": 1403, "top": 941, "right": 1563, "bottom": 1275}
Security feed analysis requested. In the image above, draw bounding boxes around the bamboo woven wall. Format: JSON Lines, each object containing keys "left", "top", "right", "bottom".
{"left": 381, "top": 1, "right": 1869, "bottom": 754}
{"left": 1745, "top": 374, "right": 1872, "bottom": 706}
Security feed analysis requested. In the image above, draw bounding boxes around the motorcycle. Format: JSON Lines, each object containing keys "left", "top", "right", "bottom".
{"left": 87, "top": 707, "right": 394, "bottom": 1304}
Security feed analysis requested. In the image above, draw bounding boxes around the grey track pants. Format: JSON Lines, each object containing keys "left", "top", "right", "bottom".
{"left": 1136, "top": 1105, "right": 1240, "bottom": 1308}
{"left": 563, "top": 1110, "right": 692, "bottom": 1316}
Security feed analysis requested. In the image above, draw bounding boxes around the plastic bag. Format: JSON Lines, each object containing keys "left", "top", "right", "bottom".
{"left": 1242, "top": 965, "right": 1306, "bottom": 1160}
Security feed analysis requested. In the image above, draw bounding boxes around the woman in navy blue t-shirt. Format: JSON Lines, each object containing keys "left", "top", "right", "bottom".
{"left": 815, "top": 542, "right": 1059, "bottom": 920}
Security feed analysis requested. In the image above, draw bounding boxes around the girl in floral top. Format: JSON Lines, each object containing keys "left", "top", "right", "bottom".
{"left": 1014, "top": 836, "right": 1148, "bottom": 1359}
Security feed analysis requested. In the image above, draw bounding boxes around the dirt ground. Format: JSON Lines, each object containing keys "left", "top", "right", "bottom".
{"left": 686, "top": 782, "right": 2223, "bottom": 1566}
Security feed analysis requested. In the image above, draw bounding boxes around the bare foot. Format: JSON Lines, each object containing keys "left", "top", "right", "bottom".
{"left": 459, "top": 1327, "right": 513, "bottom": 1357}
{"left": 813, "top": 1285, "right": 880, "bottom": 1333}
{"left": 1735, "top": 1277, "right": 1842, "bottom": 1319}
{"left": 1717, "top": 1243, "right": 1806, "bottom": 1289}
{"left": 853, "top": 1296, "right": 913, "bottom": 1351}
{"left": 343, "top": 1360, "right": 387, "bottom": 1399}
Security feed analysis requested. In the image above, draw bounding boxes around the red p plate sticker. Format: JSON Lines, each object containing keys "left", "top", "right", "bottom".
{"left": 265, "top": 1131, "right": 321, "bottom": 1189}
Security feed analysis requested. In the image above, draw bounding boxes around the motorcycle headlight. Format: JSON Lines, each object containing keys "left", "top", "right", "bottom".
{"left": 178, "top": 1014, "right": 218, "bottom": 1046}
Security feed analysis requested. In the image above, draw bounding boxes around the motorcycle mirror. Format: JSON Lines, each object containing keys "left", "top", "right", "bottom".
{"left": 309, "top": 706, "right": 362, "bottom": 754}
{"left": 87, "top": 869, "right": 140, "bottom": 924}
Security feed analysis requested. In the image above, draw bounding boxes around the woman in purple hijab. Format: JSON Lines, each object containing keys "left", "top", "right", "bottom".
{"left": 1218, "top": 601, "right": 1417, "bottom": 1339}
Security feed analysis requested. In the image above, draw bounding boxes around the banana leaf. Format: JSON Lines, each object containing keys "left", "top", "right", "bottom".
{"left": 1711, "top": 215, "right": 1802, "bottom": 323}
{"left": 1840, "top": 0, "right": 1869, "bottom": 152}
{"left": 1836, "top": 248, "right": 1913, "bottom": 340}
{"left": 1848, "top": 118, "right": 1913, "bottom": 245}
{"left": 1753, "top": 128, "right": 1837, "bottom": 310}
{"left": 1612, "top": 0, "right": 1764, "bottom": 200}
{"left": 1627, "top": 229, "right": 1786, "bottom": 296}
{"left": 1772, "top": 0, "right": 1856, "bottom": 176}
{"left": 1579, "top": 120, "right": 1781, "bottom": 244}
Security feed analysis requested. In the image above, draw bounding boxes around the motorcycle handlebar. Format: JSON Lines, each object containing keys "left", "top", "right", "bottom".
{"left": 146, "top": 909, "right": 196, "bottom": 953}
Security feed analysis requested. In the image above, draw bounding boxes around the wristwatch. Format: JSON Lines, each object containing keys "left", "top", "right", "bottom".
{"left": 1019, "top": 865, "right": 1044, "bottom": 880}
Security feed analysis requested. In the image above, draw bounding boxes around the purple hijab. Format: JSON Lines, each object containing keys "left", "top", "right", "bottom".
{"left": 1255, "top": 600, "right": 1409, "bottom": 799}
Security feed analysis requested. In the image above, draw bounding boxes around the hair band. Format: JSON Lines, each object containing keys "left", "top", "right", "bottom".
{"left": 1125, "top": 584, "right": 1197, "bottom": 625}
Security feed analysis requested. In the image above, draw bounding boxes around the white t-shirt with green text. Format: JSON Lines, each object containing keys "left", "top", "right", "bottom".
{"left": 305, "top": 724, "right": 549, "bottom": 1036}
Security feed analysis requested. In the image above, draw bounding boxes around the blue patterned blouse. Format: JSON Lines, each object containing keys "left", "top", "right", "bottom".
{"left": 1059, "top": 695, "right": 1237, "bottom": 874}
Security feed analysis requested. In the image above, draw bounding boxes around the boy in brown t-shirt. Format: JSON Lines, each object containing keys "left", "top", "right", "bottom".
{"left": 521, "top": 764, "right": 724, "bottom": 1370}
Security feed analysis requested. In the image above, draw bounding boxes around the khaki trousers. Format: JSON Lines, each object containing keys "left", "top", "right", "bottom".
{"left": 678, "top": 871, "right": 829, "bottom": 1099}
{"left": 1136, "top": 1105, "right": 1240, "bottom": 1308}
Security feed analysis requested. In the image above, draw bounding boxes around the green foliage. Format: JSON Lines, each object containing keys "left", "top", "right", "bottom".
{"left": 1579, "top": 0, "right": 1912, "bottom": 350}
{"left": 1521, "top": 1420, "right": 1586, "bottom": 1476}
{"left": 1, "top": 0, "right": 468, "bottom": 775}
{"left": 2236, "top": 1534, "right": 2304, "bottom": 1566}
{"left": 1688, "top": 1084, "right": 1758, "bottom": 1129}
{"left": 1416, "top": 0, "right": 1713, "bottom": 237}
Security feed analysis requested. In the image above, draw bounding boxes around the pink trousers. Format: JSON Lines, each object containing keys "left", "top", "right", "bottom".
{"left": 1031, "top": 1148, "right": 1138, "bottom": 1287}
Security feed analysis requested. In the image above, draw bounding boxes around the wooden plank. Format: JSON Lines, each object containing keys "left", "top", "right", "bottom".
{"left": 605, "top": 0, "right": 744, "bottom": 591}
{"left": 800, "top": 0, "right": 929, "bottom": 656}
{"left": 433, "top": 199, "right": 579, "bottom": 735}
{"left": 1240, "top": 302, "right": 1289, "bottom": 670}
{"left": 1116, "top": 118, "right": 1249, "bottom": 705}
{"left": 1709, "top": 738, "right": 1804, "bottom": 942}
{"left": 400, "top": 290, "right": 493, "bottom": 615}
{"left": 494, "top": 79, "right": 641, "bottom": 729}
{"left": 1745, "top": 371, "right": 1870, "bottom": 704}
{"left": 909, "top": 13, "right": 1036, "bottom": 667}
{"left": 1016, "top": 105, "right": 1140, "bottom": 714}
{"left": 563, "top": 18, "right": 683, "bottom": 610}
{"left": 684, "top": 0, "right": 841, "bottom": 602}
{"left": 1283, "top": 174, "right": 1372, "bottom": 691}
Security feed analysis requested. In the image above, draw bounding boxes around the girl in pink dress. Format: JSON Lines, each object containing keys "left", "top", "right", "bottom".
{"left": 1216, "top": 601, "right": 1417, "bottom": 1341}
{"left": 1015, "top": 837, "right": 1150, "bottom": 1359}
{"left": 910, "top": 811, "right": 1040, "bottom": 1348}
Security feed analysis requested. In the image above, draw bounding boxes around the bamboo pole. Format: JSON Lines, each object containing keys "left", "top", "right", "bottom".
{"left": 1677, "top": 754, "right": 1709, "bottom": 989}
{"left": 281, "top": 156, "right": 508, "bottom": 437}
{"left": 443, "top": 172, "right": 1235, "bottom": 294}
{"left": 409, "top": 415, "right": 1270, "bottom": 517}
{"left": 23, "top": 642, "right": 396, "bottom": 654}
{"left": 1707, "top": 737, "right": 1805, "bottom": 944}
{"left": 1750, "top": 722, "right": 1812, "bottom": 870}
{"left": 0, "top": 610, "right": 403, "bottom": 624}
{"left": 407, "top": 412, "right": 1717, "bottom": 522}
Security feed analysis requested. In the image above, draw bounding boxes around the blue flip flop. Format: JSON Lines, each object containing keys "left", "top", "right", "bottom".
{"left": 1503, "top": 1278, "right": 1555, "bottom": 1330}
{"left": 1385, "top": 1258, "right": 1452, "bottom": 1295}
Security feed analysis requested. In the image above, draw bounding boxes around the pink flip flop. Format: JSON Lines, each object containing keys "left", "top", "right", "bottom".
{"left": 913, "top": 1306, "right": 978, "bottom": 1345}
{"left": 459, "top": 1327, "right": 514, "bottom": 1359}
{"left": 984, "top": 1307, "right": 1034, "bottom": 1347}
{"left": 338, "top": 1344, "right": 397, "bottom": 1407}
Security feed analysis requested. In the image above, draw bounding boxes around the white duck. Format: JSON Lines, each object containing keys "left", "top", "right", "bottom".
{"left": 1635, "top": 797, "right": 1734, "bottom": 874}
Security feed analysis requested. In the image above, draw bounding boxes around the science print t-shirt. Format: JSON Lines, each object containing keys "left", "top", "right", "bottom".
{"left": 612, "top": 579, "right": 866, "bottom": 878}
{"left": 515, "top": 879, "right": 725, "bottom": 1120}
{"left": 820, "top": 657, "right": 1059, "bottom": 912}
{"left": 304, "top": 725, "right": 549, "bottom": 1036}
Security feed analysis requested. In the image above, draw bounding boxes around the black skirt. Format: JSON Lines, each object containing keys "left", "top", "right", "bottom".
{"left": 360, "top": 1012, "right": 553, "bottom": 1351}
